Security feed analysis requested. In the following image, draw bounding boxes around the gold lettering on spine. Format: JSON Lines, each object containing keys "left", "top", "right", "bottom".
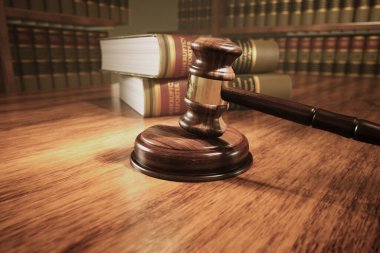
{"left": 168, "top": 82, "right": 174, "bottom": 114}
{"left": 174, "top": 82, "right": 181, "bottom": 113}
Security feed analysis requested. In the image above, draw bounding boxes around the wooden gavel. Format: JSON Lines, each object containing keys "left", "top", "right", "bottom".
{"left": 131, "top": 37, "right": 379, "bottom": 182}
{"left": 179, "top": 37, "right": 380, "bottom": 146}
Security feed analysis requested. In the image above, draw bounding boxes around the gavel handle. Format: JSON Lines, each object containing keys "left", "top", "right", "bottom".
{"left": 221, "top": 86, "right": 380, "bottom": 146}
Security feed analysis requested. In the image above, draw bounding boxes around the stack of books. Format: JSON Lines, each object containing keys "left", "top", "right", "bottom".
{"left": 100, "top": 34, "right": 293, "bottom": 117}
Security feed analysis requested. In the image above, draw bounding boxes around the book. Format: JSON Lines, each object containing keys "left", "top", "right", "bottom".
{"left": 235, "top": 0, "right": 246, "bottom": 28}
{"left": 290, "top": 0, "right": 302, "bottom": 25}
{"left": 296, "top": 37, "right": 311, "bottom": 74}
{"left": 277, "top": 0, "right": 290, "bottom": 26}
{"left": 256, "top": 0, "right": 266, "bottom": 27}
{"left": 362, "top": 35, "right": 379, "bottom": 77}
{"left": 245, "top": 0, "right": 256, "bottom": 27}
{"left": 309, "top": 36, "right": 323, "bottom": 75}
{"left": 284, "top": 37, "right": 298, "bottom": 74}
{"left": 334, "top": 36, "right": 350, "bottom": 76}
{"left": 370, "top": 0, "right": 380, "bottom": 21}
{"left": 225, "top": 0, "right": 236, "bottom": 28}
{"left": 347, "top": 35, "right": 365, "bottom": 77}
{"left": 313, "top": 0, "right": 327, "bottom": 24}
{"left": 231, "top": 39, "right": 279, "bottom": 74}
{"left": 119, "top": 74, "right": 293, "bottom": 117}
{"left": 354, "top": 0, "right": 370, "bottom": 22}
{"left": 301, "top": 0, "right": 314, "bottom": 25}
{"left": 339, "top": 0, "right": 354, "bottom": 23}
{"left": 101, "top": 34, "right": 200, "bottom": 78}
{"left": 321, "top": 36, "right": 337, "bottom": 76}
{"left": 275, "top": 37, "right": 287, "bottom": 73}
{"left": 101, "top": 35, "right": 280, "bottom": 78}
{"left": 266, "top": 0, "right": 278, "bottom": 26}
{"left": 326, "top": 0, "right": 340, "bottom": 23}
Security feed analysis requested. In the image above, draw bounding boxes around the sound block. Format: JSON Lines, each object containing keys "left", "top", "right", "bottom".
{"left": 130, "top": 125, "right": 253, "bottom": 182}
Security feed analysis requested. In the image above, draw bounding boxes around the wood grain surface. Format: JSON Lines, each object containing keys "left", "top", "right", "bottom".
{"left": 0, "top": 76, "right": 379, "bottom": 253}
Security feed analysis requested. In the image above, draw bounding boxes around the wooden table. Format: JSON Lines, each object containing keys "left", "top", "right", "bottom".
{"left": 1, "top": 76, "right": 379, "bottom": 253}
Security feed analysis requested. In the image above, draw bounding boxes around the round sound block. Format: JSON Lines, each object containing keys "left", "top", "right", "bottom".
{"left": 130, "top": 125, "right": 253, "bottom": 182}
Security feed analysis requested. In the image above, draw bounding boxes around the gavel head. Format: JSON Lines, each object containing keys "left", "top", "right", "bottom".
{"left": 179, "top": 38, "right": 242, "bottom": 137}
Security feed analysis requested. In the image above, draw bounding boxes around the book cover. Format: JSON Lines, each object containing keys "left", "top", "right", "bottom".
{"left": 321, "top": 36, "right": 337, "bottom": 76}
{"left": 290, "top": 0, "right": 302, "bottom": 25}
{"left": 284, "top": 37, "right": 298, "bottom": 74}
{"left": 225, "top": 0, "right": 236, "bottom": 28}
{"left": 313, "top": 0, "right": 327, "bottom": 24}
{"left": 119, "top": 74, "right": 292, "bottom": 117}
{"left": 327, "top": 0, "right": 340, "bottom": 23}
{"left": 245, "top": 0, "right": 256, "bottom": 27}
{"left": 347, "top": 35, "right": 365, "bottom": 77}
{"left": 301, "top": 0, "right": 314, "bottom": 25}
{"left": 362, "top": 35, "right": 379, "bottom": 77}
{"left": 370, "top": 0, "right": 380, "bottom": 21}
{"left": 277, "top": 0, "right": 290, "bottom": 26}
{"left": 339, "top": 0, "right": 354, "bottom": 23}
{"left": 232, "top": 39, "right": 280, "bottom": 74}
{"left": 354, "top": 0, "right": 370, "bottom": 22}
{"left": 334, "top": 36, "right": 350, "bottom": 76}
{"left": 296, "top": 36, "right": 311, "bottom": 74}
{"left": 309, "top": 36, "right": 324, "bottom": 75}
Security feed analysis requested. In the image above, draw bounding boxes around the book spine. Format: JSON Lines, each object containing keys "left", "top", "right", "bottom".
{"left": 301, "top": 0, "right": 314, "bottom": 25}
{"left": 74, "top": 0, "right": 87, "bottom": 16}
{"left": 17, "top": 26, "right": 39, "bottom": 92}
{"left": 370, "top": 0, "right": 380, "bottom": 21}
{"left": 309, "top": 36, "right": 324, "bottom": 75}
{"left": 156, "top": 34, "right": 199, "bottom": 78}
{"left": 120, "top": 0, "right": 129, "bottom": 24}
{"left": 284, "top": 37, "right": 298, "bottom": 74}
{"left": 86, "top": 0, "right": 99, "bottom": 18}
{"left": 296, "top": 36, "right": 311, "bottom": 74}
{"left": 277, "top": 0, "right": 290, "bottom": 26}
{"left": 256, "top": 0, "right": 266, "bottom": 27}
{"left": 143, "top": 79, "right": 188, "bottom": 117}
{"left": 138, "top": 74, "right": 292, "bottom": 117}
{"left": 33, "top": 27, "right": 53, "bottom": 90}
{"left": 63, "top": 29, "right": 80, "bottom": 88}
{"left": 245, "top": 0, "right": 256, "bottom": 27}
{"left": 8, "top": 25, "right": 23, "bottom": 92}
{"left": 98, "top": 0, "right": 110, "bottom": 19}
{"left": 266, "top": 0, "right": 278, "bottom": 26}
{"left": 232, "top": 39, "right": 279, "bottom": 74}
{"left": 225, "top": 0, "right": 236, "bottom": 28}
{"left": 289, "top": 0, "right": 302, "bottom": 25}
{"left": 178, "top": 0, "right": 185, "bottom": 30}
{"left": 76, "top": 31, "right": 91, "bottom": 87}
{"left": 61, "top": 0, "right": 75, "bottom": 15}
{"left": 339, "top": 0, "right": 354, "bottom": 23}
{"left": 354, "top": 0, "right": 370, "bottom": 22}
{"left": 235, "top": 0, "right": 246, "bottom": 28}
{"left": 321, "top": 36, "right": 337, "bottom": 76}
{"left": 334, "top": 36, "right": 351, "bottom": 76}
{"left": 347, "top": 35, "right": 365, "bottom": 77}
{"left": 275, "top": 37, "right": 287, "bottom": 73}
{"left": 49, "top": 28, "right": 67, "bottom": 89}
{"left": 46, "top": 0, "right": 61, "bottom": 13}
{"left": 362, "top": 35, "right": 379, "bottom": 77}
{"left": 11, "top": 0, "right": 28, "bottom": 9}
{"left": 327, "top": 0, "right": 340, "bottom": 23}
{"left": 204, "top": 0, "right": 211, "bottom": 30}
{"left": 29, "top": 0, "right": 45, "bottom": 11}
{"left": 313, "top": 0, "right": 327, "bottom": 24}
{"left": 110, "top": 0, "right": 121, "bottom": 23}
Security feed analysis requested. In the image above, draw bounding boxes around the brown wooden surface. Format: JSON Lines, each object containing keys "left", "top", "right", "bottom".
{"left": 0, "top": 76, "right": 379, "bottom": 252}
{"left": 0, "top": 0, "right": 15, "bottom": 93}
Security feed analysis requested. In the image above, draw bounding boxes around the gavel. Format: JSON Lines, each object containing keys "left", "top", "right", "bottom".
{"left": 131, "top": 38, "right": 380, "bottom": 182}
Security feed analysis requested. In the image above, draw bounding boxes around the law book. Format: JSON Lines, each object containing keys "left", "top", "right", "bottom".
{"left": 33, "top": 27, "right": 53, "bottom": 90}
{"left": 334, "top": 36, "right": 351, "bottom": 76}
{"left": 275, "top": 37, "right": 287, "bottom": 73}
{"left": 178, "top": 0, "right": 186, "bottom": 30}
{"left": 289, "top": 0, "right": 302, "bottom": 25}
{"left": 30, "top": 0, "right": 45, "bottom": 11}
{"left": 120, "top": 0, "right": 129, "bottom": 24}
{"left": 362, "top": 35, "right": 379, "bottom": 77}
{"left": 74, "top": 0, "right": 87, "bottom": 16}
{"left": 309, "top": 36, "right": 324, "bottom": 75}
{"left": 326, "top": 0, "right": 340, "bottom": 23}
{"left": 321, "top": 36, "right": 337, "bottom": 76}
{"left": 284, "top": 36, "right": 298, "bottom": 74}
{"left": 225, "top": 0, "right": 236, "bottom": 28}
{"left": 61, "top": 0, "right": 75, "bottom": 15}
{"left": 233, "top": 0, "right": 243, "bottom": 27}
{"left": 277, "top": 0, "right": 290, "bottom": 26}
{"left": 101, "top": 35, "right": 280, "bottom": 78}
{"left": 301, "top": 0, "right": 314, "bottom": 25}
{"left": 245, "top": 0, "right": 256, "bottom": 27}
{"left": 119, "top": 74, "right": 292, "bottom": 117}
{"left": 296, "top": 36, "right": 311, "bottom": 74}
{"left": 339, "top": 0, "right": 354, "bottom": 23}
{"left": 313, "top": 0, "right": 327, "bottom": 24}
{"left": 110, "top": 0, "right": 121, "bottom": 23}
{"left": 231, "top": 39, "right": 279, "bottom": 74}
{"left": 370, "top": 0, "right": 380, "bottom": 21}
{"left": 87, "top": 0, "right": 99, "bottom": 18}
{"left": 347, "top": 35, "right": 365, "bottom": 77}
{"left": 266, "top": 0, "right": 278, "bottom": 26}
{"left": 46, "top": 0, "right": 60, "bottom": 13}
{"left": 354, "top": 0, "right": 370, "bottom": 22}
{"left": 255, "top": 0, "right": 266, "bottom": 27}
{"left": 8, "top": 25, "right": 23, "bottom": 92}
